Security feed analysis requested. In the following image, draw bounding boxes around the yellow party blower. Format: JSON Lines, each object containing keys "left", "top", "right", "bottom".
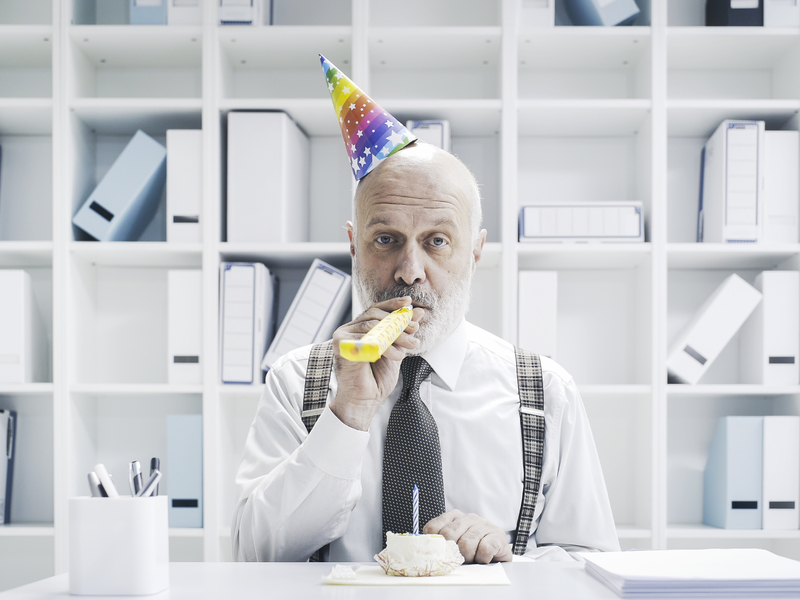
{"left": 340, "top": 306, "right": 413, "bottom": 362}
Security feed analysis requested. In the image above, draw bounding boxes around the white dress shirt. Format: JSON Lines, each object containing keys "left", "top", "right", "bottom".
{"left": 232, "top": 320, "right": 620, "bottom": 562}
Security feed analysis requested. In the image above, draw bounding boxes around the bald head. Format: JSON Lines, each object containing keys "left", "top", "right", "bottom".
{"left": 353, "top": 143, "right": 483, "bottom": 246}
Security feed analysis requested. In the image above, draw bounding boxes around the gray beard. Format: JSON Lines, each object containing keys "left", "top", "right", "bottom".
{"left": 352, "top": 255, "right": 473, "bottom": 356}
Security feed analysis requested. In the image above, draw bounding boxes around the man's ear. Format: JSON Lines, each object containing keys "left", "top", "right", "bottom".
{"left": 347, "top": 221, "right": 355, "bottom": 258}
{"left": 472, "top": 229, "right": 487, "bottom": 273}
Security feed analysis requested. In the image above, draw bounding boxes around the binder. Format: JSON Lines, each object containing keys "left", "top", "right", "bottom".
{"left": 518, "top": 271, "right": 558, "bottom": 359}
{"left": 261, "top": 259, "right": 351, "bottom": 371}
{"left": 168, "top": 270, "right": 203, "bottom": 385}
{"left": 166, "top": 129, "right": 202, "bottom": 243}
{"left": 562, "top": 0, "right": 640, "bottom": 25}
{"left": 764, "top": 0, "right": 800, "bottom": 26}
{"left": 167, "top": 0, "right": 202, "bottom": 25}
{"left": 130, "top": 0, "right": 168, "bottom": 25}
{"left": 72, "top": 130, "right": 167, "bottom": 242}
{"left": 219, "top": 262, "right": 277, "bottom": 384}
{"left": 704, "top": 416, "right": 763, "bottom": 529}
{"left": 0, "top": 270, "right": 46, "bottom": 384}
{"left": 762, "top": 130, "right": 799, "bottom": 244}
{"left": 762, "top": 416, "right": 800, "bottom": 530}
{"left": 166, "top": 414, "right": 202, "bottom": 528}
{"left": 667, "top": 274, "right": 762, "bottom": 384}
{"left": 706, "top": 0, "right": 764, "bottom": 25}
{"left": 219, "top": 0, "right": 271, "bottom": 25}
{"left": 519, "top": 202, "right": 643, "bottom": 242}
{"left": 697, "top": 120, "right": 765, "bottom": 244}
{"left": 227, "top": 112, "right": 309, "bottom": 243}
{"left": 0, "top": 409, "right": 16, "bottom": 524}
{"left": 406, "top": 120, "right": 451, "bottom": 152}
{"left": 740, "top": 271, "right": 799, "bottom": 386}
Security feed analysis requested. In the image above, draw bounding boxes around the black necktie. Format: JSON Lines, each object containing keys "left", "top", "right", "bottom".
{"left": 382, "top": 356, "right": 446, "bottom": 544}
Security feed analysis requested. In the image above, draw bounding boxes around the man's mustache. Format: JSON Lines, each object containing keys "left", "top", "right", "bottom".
{"left": 374, "top": 285, "right": 438, "bottom": 311}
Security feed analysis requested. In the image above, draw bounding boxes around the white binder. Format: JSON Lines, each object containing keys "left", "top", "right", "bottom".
{"left": 763, "top": 130, "right": 799, "bottom": 244}
{"left": 519, "top": 202, "right": 643, "bottom": 242}
{"left": 168, "top": 0, "right": 202, "bottom": 25}
{"left": 219, "top": 0, "right": 271, "bottom": 25}
{"left": 219, "top": 262, "right": 276, "bottom": 384}
{"left": 765, "top": 0, "right": 800, "bottom": 26}
{"left": 72, "top": 130, "right": 167, "bottom": 242}
{"left": 762, "top": 416, "right": 800, "bottom": 530}
{"left": 406, "top": 120, "right": 451, "bottom": 152}
{"left": 518, "top": 271, "right": 557, "bottom": 359}
{"left": 698, "top": 120, "right": 765, "bottom": 244}
{"left": 0, "top": 270, "right": 45, "bottom": 384}
{"left": 0, "top": 409, "right": 16, "bottom": 524}
{"left": 261, "top": 259, "right": 351, "bottom": 371}
{"left": 166, "top": 414, "right": 203, "bottom": 528}
{"left": 168, "top": 270, "right": 203, "bottom": 385}
{"left": 740, "top": 271, "right": 799, "bottom": 386}
{"left": 667, "top": 274, "right": 762, "bottom": 384}
{"left": 704, "top": 416, "right": 763, "bottom": 529}
{"left": 166, "top": 129, "right": 202, "bottom": 243}
{"left": 227, "top": 112, "right": 309, "bottom": 243}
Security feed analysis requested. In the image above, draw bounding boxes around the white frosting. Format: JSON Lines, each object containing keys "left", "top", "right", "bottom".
{"left": 385, "top": 533, "right": 447, "bottom": 562}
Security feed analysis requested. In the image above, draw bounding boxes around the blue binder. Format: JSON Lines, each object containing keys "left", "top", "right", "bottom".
{"left": 562, "top": 0, "right": 640, "bottom": 26}
{"left": 0, "top": 410, "right": 16, "bottom": 525}
{"left": 167, "top": 414, "right": 203, "bottom": 528}
{"left": 130, "top": 0, "right": 167, "bottom": 25}
{"left": 703, "top": 416, "right": 763, "bottom": 529}
{"left": 72, "top": 130, "right": 166, "bottom": 242}
{"left": 706, "top": 0, "right": 763, "bottom": 26}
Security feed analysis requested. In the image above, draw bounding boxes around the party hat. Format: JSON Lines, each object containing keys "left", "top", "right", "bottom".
{"left": 320, "top": 54, "right": 417, "bottom": 180}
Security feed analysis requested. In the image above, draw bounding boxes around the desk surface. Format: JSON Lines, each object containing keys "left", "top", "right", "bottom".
{"left": 2, "top": 562, "right": 618, "bottom": 599}
{"left": 2, "top": 561, "right": 797, "bottom": 600}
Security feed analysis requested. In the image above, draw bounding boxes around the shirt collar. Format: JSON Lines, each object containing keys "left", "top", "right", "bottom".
{"left": 421, "top": 319, "right": 468, "bottom": 392}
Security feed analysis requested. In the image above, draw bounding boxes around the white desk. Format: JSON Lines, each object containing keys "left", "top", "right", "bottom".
{"left": 1, "top": 562, "right": 620, "bottom": 599}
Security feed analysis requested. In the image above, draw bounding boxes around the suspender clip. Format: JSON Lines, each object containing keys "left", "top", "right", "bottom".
{"left": 520, "top": 406, "right": 545, "bottom": 418}
{"left": 301, "top": 407, "right": 326, "bottom": 418}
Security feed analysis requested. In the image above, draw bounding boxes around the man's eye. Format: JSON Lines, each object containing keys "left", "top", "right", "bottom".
{"left": 430, "top": 237, "right": 446, "bottom": 247}
{"left": 377, "top": 235, "right": 393, "bottom": 244}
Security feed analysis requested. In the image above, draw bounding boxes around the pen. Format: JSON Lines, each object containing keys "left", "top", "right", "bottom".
{"left": 137, "top": 469, "right": 162, "bottom": 498}
{"left": 150, "top": 457, "right": 160, "bottom": 495}
{"left": 129, "top": 461, "right": 143, "bottom": 496}
{"left": 88, "top": 472, "right": 106, "bottom": 497}
{"left": 94, "top": 463, "right": 119, "bottom": 498}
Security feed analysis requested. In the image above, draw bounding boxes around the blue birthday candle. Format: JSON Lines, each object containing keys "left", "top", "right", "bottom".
{"left": 413, "top": 484, "right": 419, "bottom": 535}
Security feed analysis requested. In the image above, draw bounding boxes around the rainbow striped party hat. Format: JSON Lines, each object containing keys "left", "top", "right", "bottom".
{"left": 320, "top": 54, "right": 416, "bottom": 180}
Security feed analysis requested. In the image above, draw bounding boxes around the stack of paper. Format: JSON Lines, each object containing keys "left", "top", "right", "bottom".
{"left": 579, "top": 549, "right": 800, "bottom": 597}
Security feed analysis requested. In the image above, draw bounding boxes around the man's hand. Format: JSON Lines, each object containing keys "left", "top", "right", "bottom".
{"left": 328, "top": 296, "right": 423, "bottom": 431}
{"left": 424, "top": 509, "right": 513, "bottom": 564}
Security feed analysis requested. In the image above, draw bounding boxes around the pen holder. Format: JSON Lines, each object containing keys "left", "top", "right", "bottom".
{"left": 69, "top": 496, "right": 169, "bottom": 596}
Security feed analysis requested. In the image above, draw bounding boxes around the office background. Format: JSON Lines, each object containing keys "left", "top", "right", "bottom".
{"left": 1, "top": 0, "right": 800, "bottom": 592}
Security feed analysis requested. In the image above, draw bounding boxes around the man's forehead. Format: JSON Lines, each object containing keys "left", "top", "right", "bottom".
{"left": 362, "top": 198, "right": 461, "bottom": 228}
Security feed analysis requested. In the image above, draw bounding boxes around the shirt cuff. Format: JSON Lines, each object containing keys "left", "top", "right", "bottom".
{"left": 301, "top": 406, "right": 370, "bottom": 480}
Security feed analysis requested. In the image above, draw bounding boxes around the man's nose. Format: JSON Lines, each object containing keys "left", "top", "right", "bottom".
{"left": 394, "top": 245, "right": 426, "bottom": 287}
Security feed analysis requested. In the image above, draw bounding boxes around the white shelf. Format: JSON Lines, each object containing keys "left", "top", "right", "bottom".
{"left": 70, "top": 384, "right": 203, "bottom": 396}
{"left": 0, "top": 524, "right": 55, "bottom": 537}
{"left": 667, "top": 384, "right": 800, "bottom": 397}
{"left": 0, "top": 25, "right": 52, "bottom": 66}
{"left": 667, "top": 100, "right": 800, "bottom": 136}
{"left": 519, "top": 28, "right": 650, "bottom": 69}
{"left": 668, "top": 525, "right": 800, "bottom": 540}
{"left": 219, "top": 242, "right": 349, "bottom": 267}
{"left": 0, "top": 383, "right": 54, "bottom": 396}
{"left": 667, "top": 243, "right": 800, "bottom": 270}
{"left": 70, "top": 26, "right": 202, "bottom": 69}
{"left": 69, "top": 98, "right": 202, "bottom": 134}
{"left": 518, "top": 243, "right": 651, "bottom": 270}
{"left": 218, "top": 26, "right": 351, "bottom": 69}
{"left": 0, "top": 241, "right": 52, "bottom": 267}
{"left": 70, "top": 242, "right": 203, "bottom": 268}
{"left": 667, "top": 27, "right": 800, "bottom": 70}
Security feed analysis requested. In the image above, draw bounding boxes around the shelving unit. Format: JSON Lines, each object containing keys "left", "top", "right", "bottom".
{"left": 2, "top": 0, "right": 800, "bottom": 592}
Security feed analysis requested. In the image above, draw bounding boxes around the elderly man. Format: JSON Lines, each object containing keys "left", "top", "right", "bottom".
{"left": 231, "top": 138, "right": 620, "bottom": 564}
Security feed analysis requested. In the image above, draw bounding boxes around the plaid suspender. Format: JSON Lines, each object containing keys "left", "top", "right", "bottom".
{"left": 511, "top": 347, "right": 545, "bottom": 556}
{"left": 301, "top": 340, "right": 334, "bottom": 562}
{"left": 299, "top": 341, "right": 545, "bottom": 560}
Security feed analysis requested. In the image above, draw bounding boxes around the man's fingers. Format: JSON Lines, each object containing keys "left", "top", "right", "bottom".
{"left": 422, "top": 509, "right": 463, "bottom": 535}
{"left": 456, "top": 525, "right": 485, "bottom": 564}
{"left": 474, "top": 532, "right": 511, "bottom": 564}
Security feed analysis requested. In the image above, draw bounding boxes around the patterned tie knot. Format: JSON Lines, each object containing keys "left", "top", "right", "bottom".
{"left": 400, "top": 356, "right": 433, "bottom": 397}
